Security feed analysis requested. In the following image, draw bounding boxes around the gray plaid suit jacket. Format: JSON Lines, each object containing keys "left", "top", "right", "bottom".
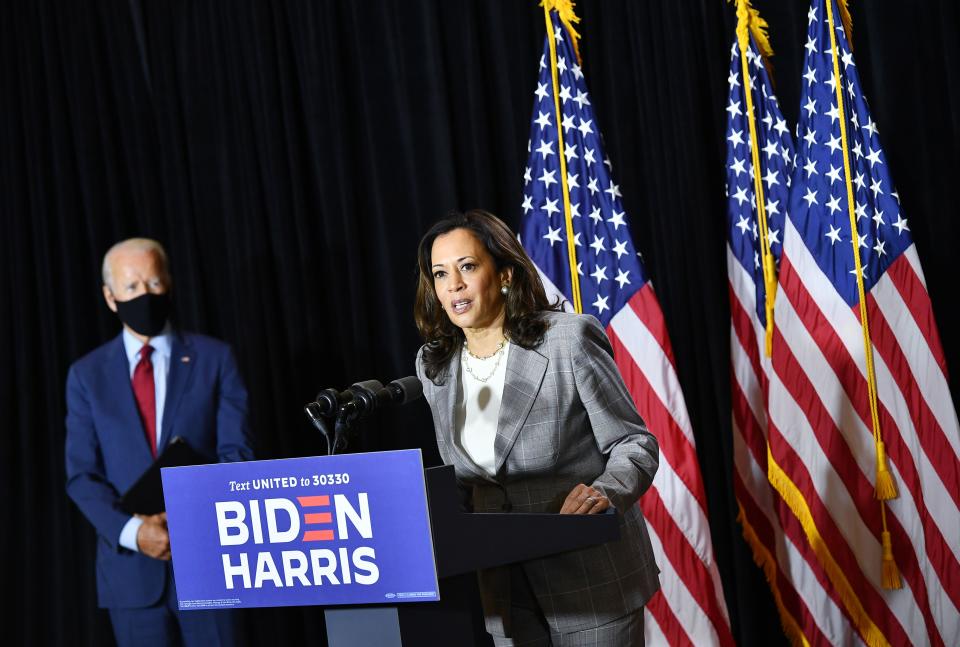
{"left": 416, "top": 311, "right": 661, "bottom": 636}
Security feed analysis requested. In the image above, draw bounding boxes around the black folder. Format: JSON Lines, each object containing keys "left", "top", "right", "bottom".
{"left": 119, "top": 437, "right": 209, "bottom": 515}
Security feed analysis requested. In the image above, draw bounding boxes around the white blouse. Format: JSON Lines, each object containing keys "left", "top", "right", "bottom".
{"left": 454, "top": 341, "right": 511, "bottom": 477}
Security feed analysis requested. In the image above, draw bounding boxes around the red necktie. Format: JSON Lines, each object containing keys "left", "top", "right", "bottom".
{"left": 132, "top": 344, "right": 157, "bottom": 458}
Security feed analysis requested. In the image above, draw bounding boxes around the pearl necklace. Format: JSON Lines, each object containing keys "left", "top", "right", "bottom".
{"left": 462, "top": 340, "right": 507, "bottom": 383}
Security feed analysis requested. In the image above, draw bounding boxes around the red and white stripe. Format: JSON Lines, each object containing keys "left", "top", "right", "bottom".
{"left": 766, "top": 219, "right": 960, "bottom": 646}
{"left": 538, "top": 266, "right": 735, "bottom": 646}
{"left": 728, "top": 247, "right": 863, "bottom": 646}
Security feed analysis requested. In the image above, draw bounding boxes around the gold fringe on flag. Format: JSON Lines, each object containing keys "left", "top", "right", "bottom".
{"left": 836, "top": 0, "right": 855, "bottom": 50}
{"left": 733, "top": 0, "right": 774, "bottom": 60}
{"left": 731, "top": 0, "right": 776, "bottom": 83}
{"left": 736, "top": 503, "right": 810, "bottom": 647}
{"left": 540, "top": 0, "right": 582, "bottom": 64}
{"left": 767, "top": 450, "right": 892, "bottom": 646}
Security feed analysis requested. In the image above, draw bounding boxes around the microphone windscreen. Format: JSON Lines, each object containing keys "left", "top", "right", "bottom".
{"left": 350, "top": 379, "right": 383, "bottom": 397}
{"left": 388, "top": 376, "right": 423, "bottom": 404}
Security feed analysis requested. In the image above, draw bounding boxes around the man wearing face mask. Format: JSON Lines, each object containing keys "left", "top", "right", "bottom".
{"left": 65, "top": 237, "right": 253, "bottom": 647}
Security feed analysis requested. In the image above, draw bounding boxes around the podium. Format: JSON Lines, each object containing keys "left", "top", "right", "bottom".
{"left": 161, "top": 450, "right": 620, "bottom": 646}
{"left": 324, "top": 464, "right": 620, "bottom": 646}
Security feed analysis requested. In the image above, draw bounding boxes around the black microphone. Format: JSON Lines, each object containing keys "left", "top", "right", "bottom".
{"left": 307, "top": 387, "right": 355, "bottom": 418}
{"left": 338, "top": 377, "right": 423, "bottom": 421}
{"left": 337, "top": 380, "right": 385, "bottom": 421}
{"left": 379, "top": 376, "right": 423, "bottom": 406}
{"left": 304, "top": 387, "right": 355, "bottom": 455}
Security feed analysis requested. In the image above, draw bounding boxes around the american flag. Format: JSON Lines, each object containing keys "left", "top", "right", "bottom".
{"left": 725, "top": 13, "right": 864, "bottom": 643}
{"left": 519, "top": 7, "right": 733, "bottom": 645}
{"left": 767, "top": 0, "right": 960, "bottom": 643}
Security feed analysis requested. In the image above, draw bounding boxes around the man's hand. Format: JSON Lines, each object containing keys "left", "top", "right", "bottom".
{"left": 559, "top": 484, "right": 611, "bottom": 515}
{"left": 135, "top": 512, "right": 171, "bottom": 560}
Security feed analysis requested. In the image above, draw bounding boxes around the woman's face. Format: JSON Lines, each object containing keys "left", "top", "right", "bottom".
{"left": 430, "top": 228, "right": 511, "bottom": 333}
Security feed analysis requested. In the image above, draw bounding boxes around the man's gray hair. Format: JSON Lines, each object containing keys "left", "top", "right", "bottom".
{"left": 101, "top": 238, "right": 170, "bottom": 288}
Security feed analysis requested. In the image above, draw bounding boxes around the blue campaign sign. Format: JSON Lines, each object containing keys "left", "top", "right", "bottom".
{"left": 161, "top": 449, "right": 439, "bottom": 610}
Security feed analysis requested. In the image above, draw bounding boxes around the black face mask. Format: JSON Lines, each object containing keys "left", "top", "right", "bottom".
{"left": 114, "top": 292, "right": 171, "bottom": 337}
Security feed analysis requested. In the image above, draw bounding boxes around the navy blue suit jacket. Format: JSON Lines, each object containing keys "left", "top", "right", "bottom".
{"left": 65, "top": 331, "right": 254, "bottom": 609}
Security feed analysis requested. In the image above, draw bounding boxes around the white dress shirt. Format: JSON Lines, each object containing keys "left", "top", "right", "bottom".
{"left": 454, "top": 342, "right": 510, "bottom": 477}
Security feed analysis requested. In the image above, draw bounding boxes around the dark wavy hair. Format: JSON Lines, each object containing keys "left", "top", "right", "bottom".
{"left": 414, "top": 209, "right": 560, "bottom": 383}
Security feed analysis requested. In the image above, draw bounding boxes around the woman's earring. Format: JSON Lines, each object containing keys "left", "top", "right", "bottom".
{"left": 500, "top": 284, "right": 510, "bottom": 296}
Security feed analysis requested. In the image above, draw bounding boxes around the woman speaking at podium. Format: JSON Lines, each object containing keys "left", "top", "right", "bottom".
{"left": 413, "top": 210, "right": 660, "bottom": 646}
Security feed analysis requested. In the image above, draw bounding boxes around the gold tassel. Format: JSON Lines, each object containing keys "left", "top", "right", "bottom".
{"left": 881, "top": 530, "right": 902, "bottom": 590}
{"left": 874, "top": 440, "right": 898, "bottom": 501}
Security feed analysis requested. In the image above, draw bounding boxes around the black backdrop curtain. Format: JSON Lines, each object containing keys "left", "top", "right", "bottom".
{"left": 2, "top": 1, "right": 958, "bottom": 645}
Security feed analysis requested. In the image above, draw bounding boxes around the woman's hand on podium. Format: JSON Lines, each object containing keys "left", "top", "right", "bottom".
{"left": 559, "top": 484, "right": 611, "bottom": 515}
